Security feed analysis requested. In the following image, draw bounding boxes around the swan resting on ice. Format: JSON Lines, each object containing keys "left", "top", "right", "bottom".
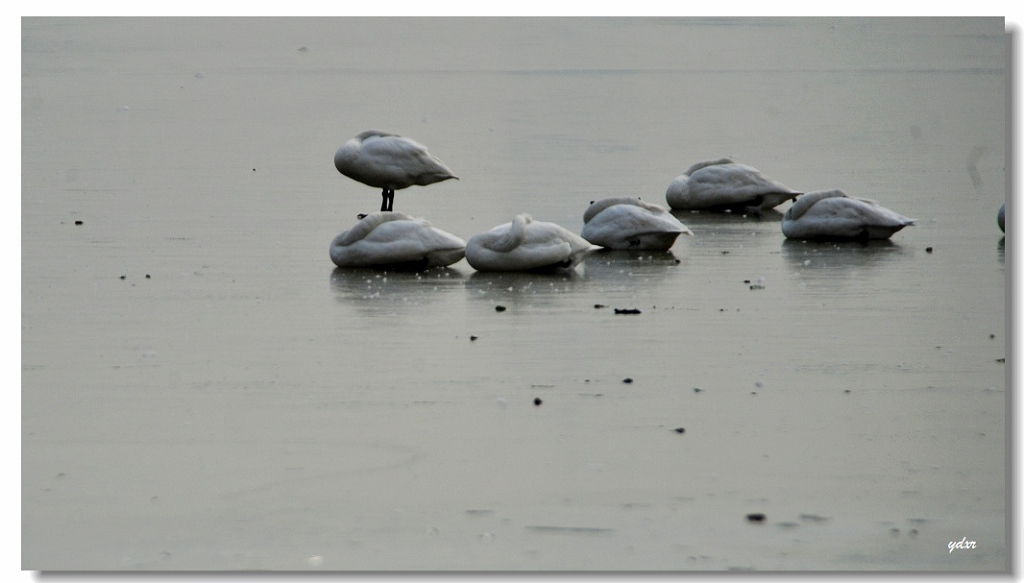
{"left": 781, "top": 189, "right": 915, "bottom": 241}
{"left": 330, "top": 211, "right": 466, "bottom": 270}
{"left": 466, "top": 214, "right": 595, "bottom": 272}
{"left": 581, "top": 197, "right": 693, "bottom": 250}
{"left": 665, "top": 158, "right": 800, "bottom": 214}
{"left": 334, "top": 130, "right": 458, "bottom": 212}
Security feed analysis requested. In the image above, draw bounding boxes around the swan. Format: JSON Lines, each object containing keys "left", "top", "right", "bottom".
{"left": 998, "top": 203, "right": 1005, "bottom": 232}
{"left": 665, "top": 158, "right": 800, "bottom": 213}
{"left": 581, "top": 197, "right": 693, "bottom": 250}
{"left": 334, "top": 130, "right": 458, "bottom": 212}
{"left": 781, "top": 189, "right": 916, "bottom": 240}
{"left": 329, "top": 211, "right": 466, "bottom": 270}
{"left": 465, "top": 214, "right": 595, "bottom": 272}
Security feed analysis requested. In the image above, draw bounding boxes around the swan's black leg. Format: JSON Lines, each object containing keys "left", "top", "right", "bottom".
{"left": 380, "top": 189, "right": 389, "bottom": 212}
{"left": 385, "top": 190, "right": 395, "bottom": 212}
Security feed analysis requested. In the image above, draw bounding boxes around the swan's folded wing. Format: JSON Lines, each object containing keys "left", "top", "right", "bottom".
{"left": 361, "top": 136, "right": 455, "bottom": 185}
{"left": 689, "top": 164, "right": 796, "bottom": 203}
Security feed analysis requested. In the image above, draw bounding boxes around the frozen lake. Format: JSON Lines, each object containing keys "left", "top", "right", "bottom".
{"left": 21, "top": 17, "right": 1007, "bottom": 571}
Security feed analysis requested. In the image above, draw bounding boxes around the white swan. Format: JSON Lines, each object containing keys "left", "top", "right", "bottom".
{"left": 665, "top": 158, "right": 800, "bottom": 213}
{"left": 998, "top": 203, "right": 1005, "bottom": 232}
{"left": 581, "top": 197, "right": 693, "bottom": 250}
{"left": 465, "top": 214, "right": 595, "bottom": 272}
{"left": 330, "top": 211, "right": 466, "bottom": 270}
{"left": 781, "top": 189, "right": 916, "bottom": 240}
{"left": 334, "top": 130, "right": 458, "bottom": 212}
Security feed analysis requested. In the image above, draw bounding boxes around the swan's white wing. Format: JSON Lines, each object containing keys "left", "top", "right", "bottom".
{"left": 358, "top": 135, "right": 456, "bottom": 187}
{"left": 582, "top": 204, "right": 690, "bottom": 249}
{"left": 331, "top": 214, "right": 465, "bottom": 267}
{"left": 667, "top": 162, "right": 798, "bottom": 210}
{"left": 688, "top": 163, "right": 796, "bottom": 202}
{"left": 782, "top": 194, "right": 914, "bottom": 240}
{"left": 467, "top": 218, "right": 593, "bottom": 271}
{"left": 335, "top": 132, "right": 457, "bottom": 191}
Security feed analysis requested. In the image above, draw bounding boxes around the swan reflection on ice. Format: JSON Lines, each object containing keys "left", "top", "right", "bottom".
{"left": 581, "top": 197, "right": 692, "bottom": 250}
{"left": 329, "top": 211, "right": 465, "bottom": 271}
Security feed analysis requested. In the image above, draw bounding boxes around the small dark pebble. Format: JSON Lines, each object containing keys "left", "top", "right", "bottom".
{"left": 623, "top": 378, "right": 634, "bottom": 384}
{"left": 74, "top": 220, "right": 83, "bottom": 225}
{"left": 145, "top": 274, "right": 151, "bottom": 279}
{"left": 749, "top": 285, "right": 765, "bottom": 290}
{"left": 925, "top": 247, "right": 933, "bottom": 253}
{"left": 843, "top": 389, "right": 851, "bottom": 393}
{"left": 594, "top": 304, "right": 606, "bottom": 309}
{"left": 721, "top": 251, "right": 730, "bottom": 254}
{"left": 989, "top": 333, "right": 996, "bottom": 339}
{"left": 119, "top": 275, "right": 126, "bottom": 280}
{"left": 996, "top": 358, "right": 1005, "bottom": 363}
{"left": 693, "top": 387, "right": 702, "bottom": 393}
{"left": 495, "top": 305, "right": 506, "bottom": 312}
{"left": 614, "top": 308, "right": 642, "bottom": 314}
{"left": 533, "top": 397, "right": 542, "bottom": 406}
{"left": 470, "top": 336, "right": 478, "bottom": 341}
{"left": 674, "top": 259, "right": 681, "bottom": 264}
{"left": 743, "top": 279, "right": 750, "bottom": 284}
{"left": 673, "top": 427, "right": 686, "bottom": 434}
{"left": 746, "top": 513, "right": 766, "bottom": 523}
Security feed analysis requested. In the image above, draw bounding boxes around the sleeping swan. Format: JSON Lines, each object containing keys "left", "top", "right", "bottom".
{"left": 781, "top": 189, "right": 916, "bottom": 241}
{"left": 330, "top": 211, "right": 466, "bottom": 270}
{"left": 466, "top": 214, "right": 594, "bottom": 272}
{"left": 665, "top": 158, "right": 800, "bottom": 213}
{"left": 334, "top": 130, "right": 458, "bottom": 212}
{"left": 581, "top": 197, "right": 693, "bottom": 250}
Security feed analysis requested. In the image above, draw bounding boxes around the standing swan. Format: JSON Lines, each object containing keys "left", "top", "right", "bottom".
{"left": 581, "top": 197, "right": 693, "bottom": 250}
{"left": 330, "top": 211, "right": 466, "bottom": 270}
{"left": 334, "top": 130, "right": 458, "bottom": 212}
{"left": 466, "top": 214, "right": 594, "bottom": 272}
{"left": 665, "top": 158, "right": 800, "bottom": 213}
{"left": 781, "top": 190, "right": 915, "bottom": 241}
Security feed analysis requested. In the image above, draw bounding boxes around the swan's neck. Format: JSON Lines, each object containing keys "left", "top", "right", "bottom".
{"left": 490, "top": 214, "right": 531, "bottom": 252}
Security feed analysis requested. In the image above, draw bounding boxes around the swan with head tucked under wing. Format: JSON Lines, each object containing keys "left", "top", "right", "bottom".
{"left": 781, "top": 189, "right": 916, "bottom": 241}
{"left": 466, "top": 214, "right": 595, "bottom": 273}
{"left": 330, "top": 211, "right": 466, "bottom": 270}
{"left": 581, "top": 197, "right": 693, "bottom": 250}
{"left": 665, "top": 158, "right": 801, "bottom": 214}
{"left": 334, "top": 130, "right": 458, "bottom": 212}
